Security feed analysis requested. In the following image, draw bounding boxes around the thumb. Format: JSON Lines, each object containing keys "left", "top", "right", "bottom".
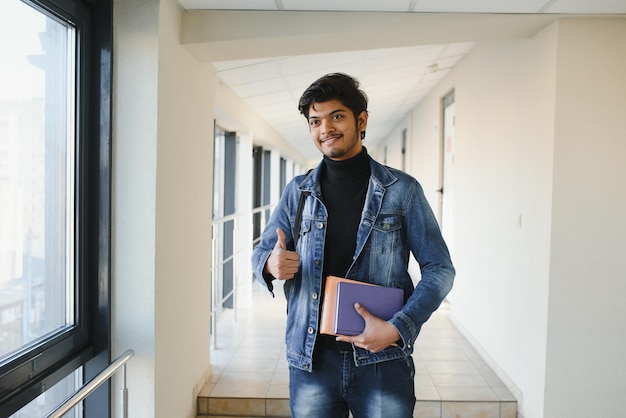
{"left": 354, "top": 303, "right": 371, "bottom": 320}
{"left": 274, "top": 227, "right": 287, "bottom": 250}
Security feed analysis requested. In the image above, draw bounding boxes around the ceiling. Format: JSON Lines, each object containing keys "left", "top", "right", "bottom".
{"left": 178, "top": 0, "right": 626, "bottom": 164}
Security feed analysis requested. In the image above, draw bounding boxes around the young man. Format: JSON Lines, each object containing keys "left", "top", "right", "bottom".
{"left": 251, "top": 73, "right": 455, "bottom": 418}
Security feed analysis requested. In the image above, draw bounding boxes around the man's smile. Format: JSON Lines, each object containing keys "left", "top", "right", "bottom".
{"left": 320, "top": 134, "right": 342, "bottom": 143}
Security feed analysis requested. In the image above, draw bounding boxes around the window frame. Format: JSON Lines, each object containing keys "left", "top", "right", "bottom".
{"left": 0, "top": 0, "right": 112, "bottom": 415}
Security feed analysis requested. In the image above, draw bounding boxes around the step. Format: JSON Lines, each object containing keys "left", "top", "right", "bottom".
{"left": 197, "top": 396, "right": 516, "bottom": 418}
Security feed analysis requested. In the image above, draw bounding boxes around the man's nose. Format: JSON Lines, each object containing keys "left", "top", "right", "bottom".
{"left": 321, "top": 118, "right": 334, "bottom": 134}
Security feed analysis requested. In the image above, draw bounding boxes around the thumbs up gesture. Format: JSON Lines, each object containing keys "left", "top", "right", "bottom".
{"left": 265, "top": 228, "right": 300, "bottom": 280}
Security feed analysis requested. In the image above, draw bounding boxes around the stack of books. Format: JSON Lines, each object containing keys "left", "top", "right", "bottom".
{"left": 320, "top": 275, "right": 404, "bottom": 336}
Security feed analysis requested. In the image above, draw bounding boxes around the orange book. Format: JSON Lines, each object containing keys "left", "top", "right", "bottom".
{"left": 319, "top": 276, "right": 377, "bottom": 336}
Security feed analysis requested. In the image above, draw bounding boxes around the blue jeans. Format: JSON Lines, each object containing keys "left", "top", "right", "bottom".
{"left": 289, "top": 348, "right": 416, "bottom": 418}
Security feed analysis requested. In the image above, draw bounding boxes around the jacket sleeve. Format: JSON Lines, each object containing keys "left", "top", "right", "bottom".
{"left": 251, "top": 179, "right": 300, "bottom": 296}
{"left": 388, "top": 179, "right": 455, "bottom": 350}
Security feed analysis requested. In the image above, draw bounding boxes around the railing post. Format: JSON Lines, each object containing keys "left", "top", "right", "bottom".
{"left": 233, "top": 217, "right": 238, "bottom": 322}
{"left": 44, "top": 349, "right": 135, "bottom": 418}
{"left": 211, "top": 223, "right": 218, "bottom": 348}
{"left": 121, "top": 363, "right": 129, "bottom": 418}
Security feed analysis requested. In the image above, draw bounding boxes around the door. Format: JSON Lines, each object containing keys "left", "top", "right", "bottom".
{"left": 441, "top": 90, "right": 455, "bottom": 300}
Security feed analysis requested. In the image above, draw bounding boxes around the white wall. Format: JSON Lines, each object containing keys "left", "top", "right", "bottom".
{"left": 395, "top": 18, "right": 626, "bottom": 418}
{"left": 112, "top": 0, "right": 215, "bottom": 417}
{"left": 384, "top": 29, "right": 557, "bottom": 418}
{"left": 545, "top": 18, "right": 626, "bottom": 418}
{"left": 154, "top": 0, "right": 215, "bottom": 416}
{"left": 451, "top": 25, "right": 559, "bottom": 418}
{"left": 111, "top": 0, "right": 159, "bottom": 416}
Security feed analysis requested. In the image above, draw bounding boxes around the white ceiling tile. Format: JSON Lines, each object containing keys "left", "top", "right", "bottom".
{"left": 545, "top": 0, "right": 626, "bottom": 13}
{"left": 440, "top": 42, "right": 476, "bottom": 58}
{"left": 412, "top": 0, "right": 549, "bottom": 13}
{"left": 363, "top": 47, "right": 445, "bottom": 75}
{"left": 366, "top": 46, "right": 426, "bottom": 59}
{"left": 216, "top": 61, "right": 281, "bottom": 86}
{"left": 178, "top": 0, "right": 278, "bottom": 10}
{"left": 360, "top": 69, "right": 419, "bottom": 89}
{"left": 212, "top": 58, "right": 278, "bottom": 72}
{"left": 278, "top": 52, "right": 366, "bottom": 76}
{"left": 281, "top": 0, "right": 412, "bottom": 12}
{"left": 229, "top": 78, "right": 287, "bottom": 98}
{"left": 245, "top": 91, "right": 293, "bottom": 107}
{"left": 285, "top": 63, "right": 368, "bottom": 91}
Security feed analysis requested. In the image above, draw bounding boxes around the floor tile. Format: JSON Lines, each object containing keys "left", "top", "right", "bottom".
{"left": 201, "top": 280, "right": 518, "bottom": 417}
{"left": 437, "top": 386, "right": 499, "bottom": 402}
{"left": 413, "top": 401, "right": 441, "bottom": 418}
{"left": 208, "top": 398, "right": 265, "bottom": 416}
{"left": 266, "top": 399, "right": 290, "bottom": 417}
{"left": 430, "top": 373, "right": 489, "bottom": 388}
{"left": 441, "top": 401, "right": 500, "bottom": 418}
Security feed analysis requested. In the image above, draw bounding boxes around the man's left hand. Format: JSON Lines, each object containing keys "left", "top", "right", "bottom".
{"left": 335, "top": 303, "right": 401, "bottom": 352}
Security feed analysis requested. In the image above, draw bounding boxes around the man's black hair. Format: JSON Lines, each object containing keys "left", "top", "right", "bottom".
{"left": 298, "top": 73, "right": 369, "bottom": 122}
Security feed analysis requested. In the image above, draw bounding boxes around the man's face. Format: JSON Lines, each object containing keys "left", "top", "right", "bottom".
{"left": 307, "top": 99, "right": 368, "bottom": 161}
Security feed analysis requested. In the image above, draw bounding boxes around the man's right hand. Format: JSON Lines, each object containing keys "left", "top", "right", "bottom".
{"left": 264, "top": 228, "right": 300, "bottom": 280}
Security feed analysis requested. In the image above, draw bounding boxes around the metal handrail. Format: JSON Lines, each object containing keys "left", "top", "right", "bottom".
{"left": 44, "top": 349, "right": 135, "bottom": 418}
{"left": 251, "top": 204, "right": 274, "bottom": 247}
{"left": 210, "top": 204, "right": 275, "bottom": 347}
{"left": 211, "top": 213, "right": 244, "bottom": 348}
{"left": 251, "top": 203, "right": 274, "bottom": 215}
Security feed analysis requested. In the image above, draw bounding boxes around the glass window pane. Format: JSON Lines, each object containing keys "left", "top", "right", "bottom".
{"left": 9, "top": 368, "right": 82, "bottom": 418}
{"left": 0, "top": 0, "right": 76, "bottom": 361}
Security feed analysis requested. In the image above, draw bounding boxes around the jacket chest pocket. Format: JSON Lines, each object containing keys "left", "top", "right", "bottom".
{"left": 370, "top": 214, "right": 402, "bottom": 255}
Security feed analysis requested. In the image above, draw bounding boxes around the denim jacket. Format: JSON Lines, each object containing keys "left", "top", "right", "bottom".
{"left": 251, "top": 156, "right": 455, "bottom": 372}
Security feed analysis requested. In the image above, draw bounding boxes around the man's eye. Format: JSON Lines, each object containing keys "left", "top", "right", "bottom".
{"left": 332, "top": 114, "right": 343, "bottom": 120}
{"left": 310, "top": 120, "right": 320, "bottom": 127}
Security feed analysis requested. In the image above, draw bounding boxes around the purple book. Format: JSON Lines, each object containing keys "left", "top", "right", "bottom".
{"left": 334, "top": 281, "right": 404, "bottom": 336}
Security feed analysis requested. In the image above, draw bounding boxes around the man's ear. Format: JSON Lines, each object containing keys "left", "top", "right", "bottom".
{"left": 358, "top": 111, "right": 368, "bottom": 139}
{"left": 358, "top": 111, "right": 368, "bottom": 129}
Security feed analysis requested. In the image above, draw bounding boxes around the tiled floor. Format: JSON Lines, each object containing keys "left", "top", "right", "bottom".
{"left": 198, "top": 280, "right": 517, "bottom": 418}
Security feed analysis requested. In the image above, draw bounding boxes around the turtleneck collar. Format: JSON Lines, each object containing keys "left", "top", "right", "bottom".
{"left": 322, "top": 147, "right": 370, "bottom": 181}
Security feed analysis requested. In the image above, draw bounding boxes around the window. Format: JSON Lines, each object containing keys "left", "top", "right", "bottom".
{"left": 0, "top": 0, "right": 76, "bottom": 366}
{"left": 212, "top": 127, "right": 238, "bottom": 312}
{"left": 0, "top": 0, "right": 112, "bottom": 415}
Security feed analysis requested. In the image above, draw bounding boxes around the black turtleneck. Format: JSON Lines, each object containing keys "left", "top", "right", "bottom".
{"left": 321, "top": 148, "right": 371, "bottom": 277}
{"left": 317, "top": 148, "right": 370, "bottom": 351}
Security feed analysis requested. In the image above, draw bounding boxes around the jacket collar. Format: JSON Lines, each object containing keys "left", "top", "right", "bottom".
{"left": 299, "top": 155, "right": 398, "bottom": 195}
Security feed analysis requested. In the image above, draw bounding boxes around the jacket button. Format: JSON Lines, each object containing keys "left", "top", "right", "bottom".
{"left": 307, "top": 327, "right": 314, "bottom": 334}
{"left": 312, "top": 292, "right": 318, "bottom": 299}
{"left": 383, "top": 223, "right": 390, "bottom": 230}
{"left": 316, "top": 222, "right": 324, "bottom": 229}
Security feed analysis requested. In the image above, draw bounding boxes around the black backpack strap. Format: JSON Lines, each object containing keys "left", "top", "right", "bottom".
{"left": 291, "top": 190, "right": 309, "bottom": 249}
{"left": 291, "top": 169, "right": 313, "bottom": 249}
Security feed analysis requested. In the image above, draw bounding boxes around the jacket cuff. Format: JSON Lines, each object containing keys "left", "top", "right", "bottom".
{"left": 389, "top": 311, "right": 420, "bottom": 352}
{"left": 252, "top": 250, "right": 275, "bottom": 296}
